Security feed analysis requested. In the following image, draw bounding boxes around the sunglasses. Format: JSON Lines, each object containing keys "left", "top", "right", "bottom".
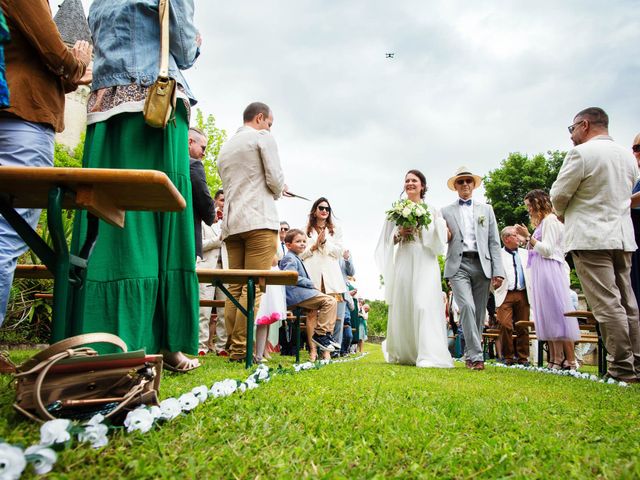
{"left": 633, "top": 144, "right": 640, "bottom": 153}
{"left": 567, "top": 120, "right": 584, "bottom": 134}
{"left": 280, "top": 227, "right": 289, "bottom": 232}
{"left": 455, "top": 178, "right": 474, "bottom": 185}
{"left": 317, "top": 206, "right": 331, "bottom": 212}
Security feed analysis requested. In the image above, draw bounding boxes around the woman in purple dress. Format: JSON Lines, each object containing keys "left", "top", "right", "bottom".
{"left": 515, "top": 190, "right": 580, "bottom": 370}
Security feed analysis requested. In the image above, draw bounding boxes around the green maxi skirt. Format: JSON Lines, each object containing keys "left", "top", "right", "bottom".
{"left": 65, "top": 103, "right": 199, "bottom": 355}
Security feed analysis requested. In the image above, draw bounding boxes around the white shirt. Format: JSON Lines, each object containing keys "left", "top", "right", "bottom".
{"left": 458, "top": 199, "right": 477, "bottom": 252}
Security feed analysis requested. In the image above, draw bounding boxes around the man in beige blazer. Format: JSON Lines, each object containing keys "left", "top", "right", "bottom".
{"left": 493, "top": 226, "right": 532, "bottom": 365}
{"left": 217, "top": 102, "right": 286, "bottom": 362}
{"left": 551, "top": 107, "right": 640, "bottom": 383}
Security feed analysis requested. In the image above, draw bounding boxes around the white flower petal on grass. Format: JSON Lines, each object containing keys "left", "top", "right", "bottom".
{"left": 124, "top": 408, "right": 155, "bottom": 434}
{"left": 149, "top": 405, "right": 162, "bottom": 420}
{"left": 86, "top": 413, "right": 105, "bottom": 427}
{"left": 159, "top": 398, "right": 182, "bottom": 420}
{"left": 191, "top": 385, "right": 209, "bottom": 403}
{"left": 237, "top": 383, "right": 247, "bottom": 393}
{"left": 0, "top": 443, "right": 27, "bottom": 480}
{"left": 178, "top": 393, "right": 199, "bottom": 412}
{"left": 39, "top": 419, "right": 71, "bottom": 446}
{"left": 24, "top": 444, "right": 57, "bottom": 475}
{"left": 245, "top": 378, "right": 259, "bottom": 390}
{"left": 77, "top": 423, "right": 109, "bottom": 449}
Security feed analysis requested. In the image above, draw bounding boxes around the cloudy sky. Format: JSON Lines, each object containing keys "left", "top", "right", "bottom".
{"left": 54, "top": 1, "right": 639, "bottom": 299}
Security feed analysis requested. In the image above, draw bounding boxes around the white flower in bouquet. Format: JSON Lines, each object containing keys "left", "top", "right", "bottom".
{"left": 39, "top": 419, "right": 71, "bottom": 446}
{"left": 178, "top": 393, "right": 199, "bottom": 412}
{"left": 0, "top": 443, "right": 27, "bottom": 480}
{"left": 191, "top": 385, "right": 209, "bottom": 404}
{"left": 401, "top": 207, "right": 412, "bottom": 218}
{"left": 415, "top": 205, "right": 426, "bottom": 217}
{"left": 159, "top": 398, "right": 182, "bottom": 420}
{"left": 77, "top": 423, "right": 109, "bottom": 449}
{"left": 24, "top": 445, "right": 57, "bottom": 475}
{"left": 124, "top": 408, "right": 155, "bottom": 434}
{"left": 385, "top": 199, "right": 432, "bottom": 242}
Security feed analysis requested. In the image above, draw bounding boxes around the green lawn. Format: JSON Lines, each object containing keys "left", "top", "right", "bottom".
{"left": 1, "top": 344, "right": 639, "bottom": 479}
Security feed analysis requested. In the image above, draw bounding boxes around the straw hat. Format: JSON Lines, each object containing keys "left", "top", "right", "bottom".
{"left": 446, "top": 166, "right": 483, "bottom": 191}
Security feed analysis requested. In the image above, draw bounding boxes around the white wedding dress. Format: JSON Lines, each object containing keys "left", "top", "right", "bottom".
{"left": 375, "top": 204, "right": 453, "bottom": 368}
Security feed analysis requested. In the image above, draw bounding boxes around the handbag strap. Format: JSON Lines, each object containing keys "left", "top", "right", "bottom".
{"left": 17, "top": 333, "right": 128, "bottom": 373}
{"left": 158, "top": 0, "right": 170, "bottom": 77}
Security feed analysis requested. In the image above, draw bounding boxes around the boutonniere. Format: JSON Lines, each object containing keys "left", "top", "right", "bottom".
{"left": 478, "top": 215, "right": 486, "bottom": 227}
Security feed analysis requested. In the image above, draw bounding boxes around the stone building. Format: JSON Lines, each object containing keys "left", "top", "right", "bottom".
{"left": 53, "top": 0, "right": 92, "bottom": 150}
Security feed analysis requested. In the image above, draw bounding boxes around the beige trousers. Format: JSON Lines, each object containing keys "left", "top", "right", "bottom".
{"left": 294, "top": 293, "right": 337, "bottom": 336}
{"left": 224, "top": 229, "right": 277, "bottom": 360}
{"left": 572, "top": 249, "right": 640, "bottom": 379}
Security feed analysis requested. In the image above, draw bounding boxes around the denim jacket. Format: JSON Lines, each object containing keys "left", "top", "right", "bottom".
{"left": 88, "top": 0, "right": 199, "bottom": 104}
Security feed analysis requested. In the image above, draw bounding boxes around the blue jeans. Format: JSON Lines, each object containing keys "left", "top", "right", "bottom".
{"left": 332, "top": 301, "right": 346, "bottom": 345}
{"left": 341, "top": 322, "right": 353, "bottom": 354}
{"left": 0, "top": 117, "right": 54, "bottom": 326}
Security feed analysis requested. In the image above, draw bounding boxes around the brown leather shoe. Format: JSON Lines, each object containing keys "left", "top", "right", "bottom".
{"left": 465, "top": 359, "right": 473, "bottom": 369}
{"left": 471, "top": 361, "right": 485, "bottom": 370}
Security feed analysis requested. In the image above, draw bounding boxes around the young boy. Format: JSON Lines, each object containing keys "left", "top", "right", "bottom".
{"left": 279, "top": 228, "right": 338, "bottom": 356}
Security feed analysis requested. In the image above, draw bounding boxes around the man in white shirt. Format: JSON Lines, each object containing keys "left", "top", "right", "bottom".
{"left": 551, "top": 107, "right": 640, "bottom": 383}
{"left": 442, "top": 167, "right": 505, "bottom": 370}
{"left": 217, "top": 102, "right": 286, "bottom": 362}
{"left": 278, "top": 221, "right": 290, "bottom": 258}
{"left": 493, "top": 226, "right": 531, "bottom": 365}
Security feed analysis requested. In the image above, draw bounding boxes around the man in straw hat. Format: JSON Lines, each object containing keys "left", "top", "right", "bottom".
{"left": 441, "top": 167, "right": 505, "bottom": 370}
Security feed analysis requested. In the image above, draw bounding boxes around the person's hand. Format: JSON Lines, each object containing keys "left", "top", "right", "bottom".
{"left": 514, "top": 224, "right": 530, "bottom": 238}
{"left": 491, "top": 276, "right": 504, "bottom": 289}
{"left": 398, "top": 226, "right": 414, "bottom": 238}
{"left": 76, "top": 63, "right": 93, "bottom": 85}
{"left": 317, "top": 227, "right": 326, "bottom": 245}
{"left": 71, "top": 40, "right": 92, "bottom": 66}
{"left": 343, "top": 249, "right": 350, "bottom": 260}
{"left": 350, "top": 289, "right": 358, "bottom": 297}
{"left": 196, "top": 32, "right": 202, "bottom": 48}
{"left": 446, "top": 224, "right": 452, "bottom": 242}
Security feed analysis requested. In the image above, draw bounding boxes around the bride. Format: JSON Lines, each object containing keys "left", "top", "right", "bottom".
{"left": 375, "top": 170, "right": 453, "bottom": 368}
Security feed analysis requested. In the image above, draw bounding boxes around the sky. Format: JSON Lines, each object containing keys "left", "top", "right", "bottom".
{"left": 53, "top": 0, "right": 640, "bottom": 300}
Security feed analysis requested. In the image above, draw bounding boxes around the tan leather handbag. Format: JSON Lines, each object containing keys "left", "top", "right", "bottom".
{"left": 13, "top": 333, "right": 162, "bottom": 423}
{"left": 143, "top": 0, "right": 177, "bottom": 128}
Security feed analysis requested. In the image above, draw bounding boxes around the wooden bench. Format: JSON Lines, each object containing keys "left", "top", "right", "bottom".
{"left": 1, "top": 167, "right": 185, "bottom": 341}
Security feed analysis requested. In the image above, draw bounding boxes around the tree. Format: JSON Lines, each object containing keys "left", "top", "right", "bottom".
{"left": 483, "top": 150, "right": 566, "bottom": 229}
{"left": 193, "top": 109, "right": 227, "bottom": 195}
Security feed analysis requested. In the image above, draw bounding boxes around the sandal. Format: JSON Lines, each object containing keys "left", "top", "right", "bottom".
{"left": 546, "top": 362, "right": 561, "bottom": 370}
{"left": 163, "top": 352, "right": 200, "bottom": 373}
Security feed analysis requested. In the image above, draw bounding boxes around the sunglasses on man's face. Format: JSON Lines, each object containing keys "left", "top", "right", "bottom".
{"left": 280, "top": 227, "right": 289, "bottom": 232}
{"left": 455, "top": 178, "right": 474, "bottom": 185}
{"left": 633, "top": 144, "right": 640, "bottom": 153}
{"left": 317, "top": 206, "right": 331, "bottom": 212}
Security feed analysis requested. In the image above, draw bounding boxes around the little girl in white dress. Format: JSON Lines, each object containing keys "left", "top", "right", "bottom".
{"left": 255, "top": 255, "right": 287, "bottom": 362}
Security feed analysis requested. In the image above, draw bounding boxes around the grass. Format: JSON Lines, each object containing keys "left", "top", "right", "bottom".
{"left": 1, "top": 344, "right": 639, "bottom": 479}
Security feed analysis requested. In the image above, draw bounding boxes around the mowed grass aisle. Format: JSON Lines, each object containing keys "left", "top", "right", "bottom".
{"left": 1, "top": 344, "right": 639, "bottom": 479}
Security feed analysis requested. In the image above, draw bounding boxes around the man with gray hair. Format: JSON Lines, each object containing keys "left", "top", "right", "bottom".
{"left": 217, "top": 102, "right": 287, "bottom": 362}
{"left": 188, "top": 127, "right": 215, "bottom": 260}
{"left": 551, "top": 107, "right": 640, "bottom": 383}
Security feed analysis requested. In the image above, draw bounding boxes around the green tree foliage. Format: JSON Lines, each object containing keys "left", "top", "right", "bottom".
{"left": 365, "top": 299, "right": 388, "bottom": 336}
{"left": 193, "top": 109, "right": 227, "bottom": 195}
{"left": 53, "top": 133, "right": 84, "bottom": 168}
{"left": 483, "top": 150, "right": 566, "bottom": 230}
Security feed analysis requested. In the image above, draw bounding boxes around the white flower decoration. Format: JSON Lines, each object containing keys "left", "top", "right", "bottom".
{"left": 0, "top": 443, "right": 27, "bottom": 480}
{"left": 414, "top": 205, "right": 426, "bottom": 217}
{"left": 24, "top": 444, "right": 57, "bottom": 475}
{"left": 178, "top": 393, "right": 199, "bottom": 412}
{"left": 245, "top": 378, "right": 259, "bottom": 390}
{"left": 191, "top": 385, "right": 209, "bottom": 404}
{"left": 159, "top": 398, "right": 182, "bottom": 420}
{"left": 149, "top": 405, "right": 162, "bottom": 420}
{"left": 237, "top": 382, "right": 247, "bottom": 393}
{"left": 86, "top": 413, "right": 105, "bottom": 427}
{"left": 124, "top": 408, "right": 155, "bottom": 434}
{"left": 40, "top": 419, "right": 71, "bottom": 446}
{"left": 78, "top": 423, "right": 109, "bottom": 449}
{"left": 401, "top": 207, "right": 411, "bottom": 218}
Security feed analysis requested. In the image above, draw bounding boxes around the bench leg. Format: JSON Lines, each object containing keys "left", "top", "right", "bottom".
{"left": 537, "top": 340, "right": 545, "bottom": 367}
{"left": 245, "top": 277, "right": 255, "bottom": 369}
{"left": 294, "top": 311, "right": 301, "bottom": 364}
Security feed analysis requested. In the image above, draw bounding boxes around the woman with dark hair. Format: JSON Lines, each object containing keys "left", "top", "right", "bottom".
{"left": 301, "top": 197, "right": 347, "bottom": 361}
{"left": 629, "top": 133, "right": 640, "bottom": 304}
{"left": 375, "top": 170, "right": 453, "bottom": 368}
{"left": 515, "top": 189, "right": 580, "bottom": 369}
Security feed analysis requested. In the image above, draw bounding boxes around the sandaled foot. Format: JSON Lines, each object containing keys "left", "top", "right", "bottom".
{"left": 546, "top": 362, "right": 561, "bottom": 370}
{"left": 163, "top": 351, "right": 200, "bottom": 373}
{"left": 309, "top": 350, "right": 317, "bottom": 362}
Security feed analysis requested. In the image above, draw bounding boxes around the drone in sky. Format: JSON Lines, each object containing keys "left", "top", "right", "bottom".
{"left": 386, "top": 53, "right": 395, "bottom": 58}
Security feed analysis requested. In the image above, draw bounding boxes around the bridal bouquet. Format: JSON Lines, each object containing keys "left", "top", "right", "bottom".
{"left": 386, "top": 199, "right": 432, "bottom": 241}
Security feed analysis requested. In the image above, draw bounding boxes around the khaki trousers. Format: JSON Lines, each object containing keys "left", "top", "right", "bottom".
{"left": 496, "top": 290, "right": 530, "bottom": 363}
{"left": 294, "top": 293, "right": 337, "bottom": 336}
{"left": 572, "top": 250, "right": 640, "bottom": 379}
{"left": 224, "top": 229, "right": 277, "bottom": 360}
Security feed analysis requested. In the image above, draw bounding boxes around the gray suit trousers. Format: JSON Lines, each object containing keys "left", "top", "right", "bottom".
{"left": 449, "top": 256, "right": 491, "bottom": 362}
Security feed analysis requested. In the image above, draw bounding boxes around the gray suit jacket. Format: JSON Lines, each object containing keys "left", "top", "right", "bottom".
{"left": 441, "top": 200, "right": 505, "bottom": 279}
{"left": 279, "top": 251, "right": 321, "bottom": 306}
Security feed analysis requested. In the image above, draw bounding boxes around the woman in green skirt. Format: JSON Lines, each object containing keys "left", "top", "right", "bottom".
{"left": 67, "top": 0, "right": 202, "bottom": 372}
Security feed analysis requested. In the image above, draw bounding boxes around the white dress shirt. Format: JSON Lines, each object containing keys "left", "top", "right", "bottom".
{"left": 458, "top": 199, "right": 477, "bottom": 252}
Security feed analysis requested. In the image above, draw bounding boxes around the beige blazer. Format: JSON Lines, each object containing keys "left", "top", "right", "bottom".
{"left": 550, "top": 135, "right": 638, "bottom": 252}
{"left": 301, "top": 224, "right": 348, "bottom": 294}
{"left": 217, "top": 125, "right": 285, "bottom": 239}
